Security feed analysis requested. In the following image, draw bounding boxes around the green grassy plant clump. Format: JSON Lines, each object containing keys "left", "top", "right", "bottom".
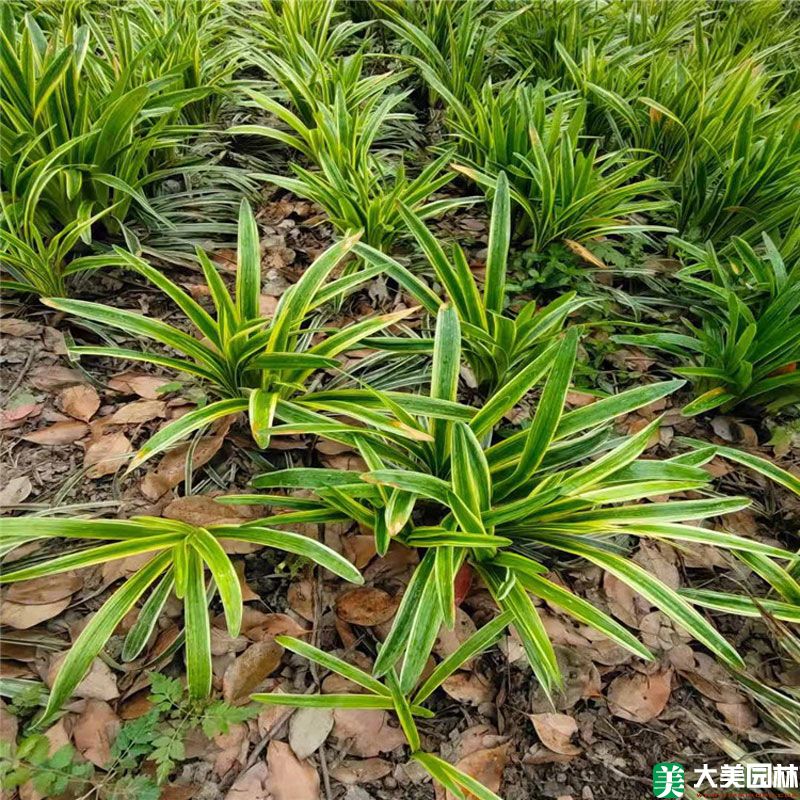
{"left": 616, "top": 235, "right": 800, "bottom": 414}
{"left": 2, "top": 3, "right": 800, "bottom": 798}
{"left": 0, "top": 3, "right": 240, "bottom": 296}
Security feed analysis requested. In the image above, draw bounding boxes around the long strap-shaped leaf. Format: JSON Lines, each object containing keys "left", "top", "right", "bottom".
{"left": 412, "top": 752, "right": 503, "bottom": 800}
{"left": 185, "top": 546, "right": 212, "bottom": 701}
{"left": 128, "top": 397, "right": 247, "bottom": 472}
{"left": 535, "top": 533, "right": 745, "bottom": 669}
{"left": 267, "top": 233, "right": 360, "bottom": 353}
{"left": 0, "top": 533, "right": 183, "bottom": 583}
{"left": 414, "top": 610, "right": 515, "bottom": 705}
{"left": 497, "top": 328, "right": 579, "bottom": 497}
{"left": 275, "top": 636, "right": 391, "bottom": 696}
{"left": 483, "top": 172, "right": 511, "bottom": 316}
{"left": 497, "top": 555, "right": 653, "bottom": 661}
{"left": 236, "top": 200, "right": 260, "bottom": 324}
{"left": 211, "top": 526, "right": 362, "bottom": 584}
{"left": 190, "top": 527, "right": 242, "bottom": 637}
{"left": 39, "top": 551, "right": 172, "bottom": 726}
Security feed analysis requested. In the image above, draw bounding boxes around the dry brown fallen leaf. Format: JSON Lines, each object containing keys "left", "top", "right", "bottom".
{"left": 441, "top": 671, "right": 495, "bottom": 706}
{"left": 607, "top": 667, "right": 673, "bottom": 722}
{"left": 288, "top": 578, "right": 316, "bottom": 622}
{"left": 107, "top": 399, "right": 167, "bottom": 424}
{"left": 140, "top": 428, "right": 228, "bottom": 500}
{"left": 234, "top": 561, "right": 260, "bottom": 603}
{"left": 225, "top": 761, "right": 269, "bottom": 800}
{"left": 58, "top": 384, "right": 100, "bottom": 422}
{"left": 160, "top": 784, "right": 200, "bottom": 800}
{"left": 222, "top": 640, "right": 284, "bottom": 704}
{"left": 329, "top": 758, "right": 392, "bottom": 785}
{"left": 244, "top": 612, "right": 308, "bottom": 642}
{"left": 0, "top": 402, "right": 42, "bottom": 431}
{"left": 266, "top": 740, "right": 320, "bottom": 800}
{"left": 289, "top": 706, "right": 334, "bottom": 760}
{"left": 332, "top": 709, "right": 406, "bottom": 758}
{"left": 29, "top": 365, "right": 83, "bottom": 392}
{"left": 163, "top": 494, "right": 259, "bottom": 527}
{"left": 564, "top": 238, "right": 607, "bottom": 269}
{"left": 6, "top": 573, "right": 82, "bottom": 604}
{"left": 72, "top": 699, "right": 120, "bottom": 767}
{"left": 342, "top": 535, "right": 378, "bottom": 570}
{"left": 434, "top": 608, "right": 477, "bottom": 661}
{"left": 22, "top": 420, "right": 89, "bottom": 445}
{"left": 0, "top": 475, "right": 32, "bottom": 506}
{"left": 716, "top": 700, "right": 758, "bottom": 732}
{"left": 677, "top": 651, "right": 744, "bottom": 704}
{"left": 212, "top": 721, "right": 249, "bottom": 776}
{"left": 446, "top": 743, "right": 509, "bottom": 800}
{"left": 83, "top": 431, "right": 132, "bottom": 478}
{"left": 108, "top": 371, "right": 170, "bottom": 400}
{"left": 0, "top": 319, "right": 40, "bottom": 337}
{"left": 47, "top": 654, "right": 119, "bottom": 702}
{"left": 0, "top": 596, "right": 71, "bottom": 629}
{"left": 529, "top": 713, "right": 581, "bottom": 756}
{"left": 335, "top": 587, "right": 398, "bottom": 626}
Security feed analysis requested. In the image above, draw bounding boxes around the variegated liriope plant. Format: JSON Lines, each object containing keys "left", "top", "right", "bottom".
{"left": 0, "top": 515, "right": 362, "bottom": 727}
{"left": 353, "top": 171, "right": 588, "bottom": 393}
{"left": 225, "top": 307, "right": 797, "bottom": 700}
{"left": 44, "top": 200, "right": 432, "bottom": 471}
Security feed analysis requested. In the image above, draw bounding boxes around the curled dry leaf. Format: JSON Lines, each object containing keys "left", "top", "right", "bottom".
{"left": 335, "top": 587, "right": 398, "bottom": 626}
{"left": 72, "top": 699, "right": 120, "bottom": 767}
{"left": 222, "top": 640, "right": 284, "bottom": 704}
{"left": 58, "top": 384, "right": 100, "bottom": 422}
{"left": 289, "top": 706, "right": 334, "bottom": 760}
{"left": 528, "top": 713, "right": 581, "bottom": 756}
{"left": 446, "top": 743, "right": 509, "bottom": 800}
{"left": 6, "top": 573, "right": 82, "bottom": 604}
{"left": 607, "top": 667, "right": 672, "bottom": 723}
{"left": 266, "top": 740, "right": 320, "bottom": 800}
{"left": 22, "top": 420, "right": 89, "bottom": 445}
{"left": 0, "top": 596, "right": 70, "bottom": 629}
{"left": 83, "top": 431, "right": 132, "bottom": 478}
{"left": 0, "top": 475, "right": 32, "bottom": 506}
{"left": 107, "top": 399, "right": 167, "bottom": 424}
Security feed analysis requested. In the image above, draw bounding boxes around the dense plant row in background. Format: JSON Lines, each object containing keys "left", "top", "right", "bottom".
{"left": 1, "top": 1, "right": 799, "bottom": 797}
